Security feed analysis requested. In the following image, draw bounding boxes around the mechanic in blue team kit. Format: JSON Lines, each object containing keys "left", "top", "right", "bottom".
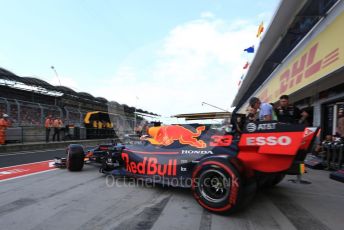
{"left": 249, "top": 97, "right": 273, "bottom": 121}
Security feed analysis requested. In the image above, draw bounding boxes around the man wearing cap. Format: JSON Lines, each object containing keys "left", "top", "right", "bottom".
{"left": 249, "top": 97, "right": 273, "bottom": 121}
{"left": 0, "top": 114, "right": 11, "bottom": 145}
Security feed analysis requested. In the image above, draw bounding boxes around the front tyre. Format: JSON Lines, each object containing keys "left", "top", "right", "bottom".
{"left": 101, "top": 156, "right": 115, "bottom": 172}
{"left": 192, "top": 159, "right": 243, "bottom": 214}
{"left": 66, "top": 144, "right": 84, "bottom": 171}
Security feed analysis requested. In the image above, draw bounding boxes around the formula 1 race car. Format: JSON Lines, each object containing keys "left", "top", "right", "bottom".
{"left": 55, "top": 121, "right": 318, "bottom": 214}
{"left": 54, "top": 142, "right": 124, "bottom": 171}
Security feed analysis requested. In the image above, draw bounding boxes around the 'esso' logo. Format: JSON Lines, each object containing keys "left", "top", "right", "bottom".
{"left": 246, "top": 123, "right": 257, "bottom": 132}
{"left": 246, "top": 136, "right": 292, "bottom": 146}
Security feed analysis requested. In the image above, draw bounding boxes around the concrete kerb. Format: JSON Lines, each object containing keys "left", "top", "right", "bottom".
{"left": 0, "top": 139, "right": 117, "bottom": 154}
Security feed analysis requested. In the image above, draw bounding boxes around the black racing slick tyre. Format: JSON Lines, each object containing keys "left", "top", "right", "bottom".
{"left": 101, "top": 157, "right": 115, "bottom": 172}
{"left": 271, "top": 174, "right": 285, "bottom": 186}
{"left": 192, "top": 158, "right": 244, "bottom": 214}
{"left": 66, "top": 144, "right": 84, "bottom": 171}
{"left": 261, "top": 173, "right": 285, "bottom": 188}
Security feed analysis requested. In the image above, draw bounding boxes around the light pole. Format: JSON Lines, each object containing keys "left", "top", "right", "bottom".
{"left": 134, "top": 96, "right": 139, "bottom": 132}
{"left": 201, "top": 102, "right": 229, "bottom": 112}
{"left": 51, "top": 66, "right": 62, "bottom": 86}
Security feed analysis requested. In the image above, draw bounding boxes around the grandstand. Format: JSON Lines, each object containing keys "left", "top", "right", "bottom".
{"left": 0, "top": 67, "right": 158, "bottom": 142}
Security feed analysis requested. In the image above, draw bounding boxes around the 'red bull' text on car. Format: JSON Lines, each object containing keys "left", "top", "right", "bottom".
{"left": 56, "top": 121, "right": 319, "bottom": 214}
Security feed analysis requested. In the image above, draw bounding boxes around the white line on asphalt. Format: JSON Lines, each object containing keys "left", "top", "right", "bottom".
{"left": 0, "top": 148, "right": 65, "bottom": 157}
{"left": 48, "top": 162, "right": 56, "bottom": 167}
{"left": 0, "top": 169, "right": 58, "bottom": 183}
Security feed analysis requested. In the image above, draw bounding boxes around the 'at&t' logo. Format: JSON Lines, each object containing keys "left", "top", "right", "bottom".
{"left": 246, "top": 123, "right": 257, "bottom": 132}
{"left": 246, "top": 123, "right": 278, "bottom": 132}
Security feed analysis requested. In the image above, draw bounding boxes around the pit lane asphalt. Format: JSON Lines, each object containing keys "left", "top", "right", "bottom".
{"left": 0, "top": 149, "right": 66, "bottom": 168}
{"left": 0, "top": 147, "right": 97, "bottom": 168}
{"left": 0, "top": 163, "right": 343, "bottom": 230}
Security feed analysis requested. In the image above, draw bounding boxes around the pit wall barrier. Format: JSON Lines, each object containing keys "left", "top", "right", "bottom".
{"left": 4, "top": 127, "right": 133, "bottom": 143}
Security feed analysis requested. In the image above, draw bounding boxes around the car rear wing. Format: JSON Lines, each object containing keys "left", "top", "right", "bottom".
{"left": 237, "top": 122, "right": 319, "bottom": 174}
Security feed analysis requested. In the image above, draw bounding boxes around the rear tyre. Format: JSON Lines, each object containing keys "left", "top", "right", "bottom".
{"left": 192, "top": 158, "right": 244, "bottom": 214}
{"left": 66, "top": 144, "right": 84, "bottom": 171}
{"left": 271, "top": 174, "right": 285, "bottom": 186}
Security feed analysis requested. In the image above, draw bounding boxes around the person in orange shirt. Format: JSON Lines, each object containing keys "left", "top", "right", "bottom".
{"left": 45, "top": 115, "right": 53, "bottom": 142}
{"left": 0, "top": 114, "right": 11, "bottom": 145}
{"left": 53, "top": 117, "right": 62, "bottom": 141}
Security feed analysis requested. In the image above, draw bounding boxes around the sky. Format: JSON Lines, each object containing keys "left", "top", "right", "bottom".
{"left": 0, "top": 0, "right": 280, "bottom": 122}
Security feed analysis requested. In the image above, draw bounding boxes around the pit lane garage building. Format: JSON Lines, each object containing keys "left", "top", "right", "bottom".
{"left": 232, "top": 0, "right": 344, "bottom": 138}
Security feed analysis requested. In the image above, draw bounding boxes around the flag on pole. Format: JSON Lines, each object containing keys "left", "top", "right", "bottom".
{"left": 256, "top": 22, "right": 264, "bottom": 38}
{"left": 238, "top": 74, "right": 244, "bottom": 86}
{"left": 244, "top": 46, "right": 254, "bottom": 53}
{"left": 243, "top": 62, "right": 249, "bottom": 69}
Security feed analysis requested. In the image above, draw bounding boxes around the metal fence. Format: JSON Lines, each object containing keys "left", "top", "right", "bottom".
{"left": 0, "top": 97, "right": 62, "bottom": 127}
{"left": 1, "top": 97, "right": 136, "bottom": 128}
{"left": 5, "top": 126, "right": 134, "bottom": 144}
{"left": 1, "top": 97, "right": 139, "bottom": 145}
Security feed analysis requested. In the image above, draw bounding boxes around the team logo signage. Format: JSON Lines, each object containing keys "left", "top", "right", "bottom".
{"left": 235, "top": 13, "right": 344, "bottom": 115}
{"left": 246, "top": 136, "right": 292, "bottom": 146}
{"left": 246, "top": 123, "right": 257, "bottom": 132}
{"left": 246, "top": 123, "right": 277, "bottom": 132}
{"left": 181, "top": 150, "right": 214, "bottom": 155}
{"left": 121, "top": 153, "right": 177, "bottom": 176}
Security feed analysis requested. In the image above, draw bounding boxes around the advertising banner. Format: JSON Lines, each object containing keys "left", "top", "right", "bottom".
{"left": 239, "top": 12, "right": 344, "bottom": 113}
